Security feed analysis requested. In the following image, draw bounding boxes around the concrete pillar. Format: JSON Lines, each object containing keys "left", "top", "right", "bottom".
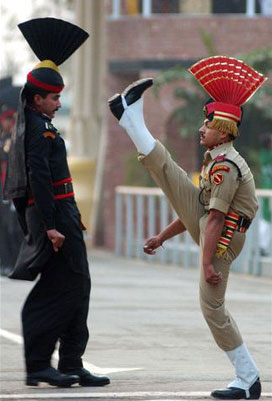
{"left": 112, "top": 0, "right": 121, "bottom": 18}
{"left": 68, "top": 0, "right": 107, "bottom": 237}
{"left": 246, "top": 0, "right": 256, "bottom": 16}
{"left": 69, "top": 0, "right": 106, "bottom": 159}
{"left": 142, "top": 0, "right": 152, "bottom": 16}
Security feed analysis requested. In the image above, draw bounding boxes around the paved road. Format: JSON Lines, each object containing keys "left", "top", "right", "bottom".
{"left": 0, "top": 249, "right": 271, "bottom": 400}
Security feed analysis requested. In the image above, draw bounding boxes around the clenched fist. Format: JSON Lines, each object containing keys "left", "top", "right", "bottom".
{"left": 143, "top": 235, "right": 163, "bottom": 255}
{"left": 46, "top": 229, "right": 66, "bottom": 252}
{"left": 203, "top": 263, "right": 222, "bottom": 285}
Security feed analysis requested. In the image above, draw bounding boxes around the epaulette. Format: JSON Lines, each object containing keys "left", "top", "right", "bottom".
{"left": 45, "top": 121, "right": 57, "bottom": 132}
{"left": 209, "top": 156, "right": 242, "bottom": 182}
{"left": 43, "top": 120, "right": 60, "bottom": 140}
{"left": 43, "top": 132, "right": 56, "bottom": 140}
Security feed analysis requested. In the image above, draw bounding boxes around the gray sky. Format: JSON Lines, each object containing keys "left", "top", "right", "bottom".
{"left": 0, "top": 0, "right": 74, "bottom": 84}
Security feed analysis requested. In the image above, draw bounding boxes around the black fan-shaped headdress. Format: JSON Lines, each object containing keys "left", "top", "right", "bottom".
{"left": 6, "top": 18, "right": 89, "bottom": 202}
{"left": 18, "top": 18, "right": 89, "bottom": 66}
{"left": 19, "top": 18, "right": 89, "bottom": 93}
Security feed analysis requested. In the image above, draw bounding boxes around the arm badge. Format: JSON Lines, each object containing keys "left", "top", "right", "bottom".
{"left": 212, "top": 173, "right": 224, "bottom": 185}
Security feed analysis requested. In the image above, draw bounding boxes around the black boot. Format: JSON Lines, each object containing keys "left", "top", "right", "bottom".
{"left": 211, "top": 377, "right": 261, "bottom": 400}
{"left": 26, "top": 367, "right": 79, "bottom": 387}
{"left": 59, "top": 367, "right": 110, "bottom": 387}
{"left": 108, "top": 77, "right": 153, "bottom": 120}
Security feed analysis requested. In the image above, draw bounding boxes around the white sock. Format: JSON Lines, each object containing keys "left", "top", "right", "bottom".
{"left": 119, "top": 95, "right": 156, "bottom": 155}
{"left": 226, "top": 343, "right": 259, "bottom": 391}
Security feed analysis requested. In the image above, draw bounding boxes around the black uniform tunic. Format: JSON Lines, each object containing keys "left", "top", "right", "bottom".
{"left": 17, "top": 107, "right": 91, "bottom": 373}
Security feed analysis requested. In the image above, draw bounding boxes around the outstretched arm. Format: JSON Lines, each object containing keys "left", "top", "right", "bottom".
{"left": 144, "top": 218, "right": 186, "bottom": 255}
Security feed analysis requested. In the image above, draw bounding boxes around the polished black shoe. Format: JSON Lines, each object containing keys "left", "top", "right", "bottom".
{"left": 60, "top": 367, "right": 110, "bottom": 387}
{"left": 108, "top": 77, "right": 153, "bottom": 120}
{"left": 211, "top": 377, "right": 261, "bottom": 400}
{"left": 26, "top": 367, "right": 79, "bottom": 387}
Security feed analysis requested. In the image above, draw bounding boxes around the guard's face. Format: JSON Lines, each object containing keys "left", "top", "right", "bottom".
{"left": 34, "top": 93, "right": 61, "bottom": 119}
{"left": 199, "top": 120, "right": 224, "bottom": 149}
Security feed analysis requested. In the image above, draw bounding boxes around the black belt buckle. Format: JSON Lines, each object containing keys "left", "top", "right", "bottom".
{"left": 238, "top": 216, "right": 251, "bottom": 231}
{"left": 238, "top": 216, "right": 244, "bottom": 229}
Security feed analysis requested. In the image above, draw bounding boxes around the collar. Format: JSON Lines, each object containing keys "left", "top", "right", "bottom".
{"left": 42, "top": 113, "right": 52, "bottom": 121}
{"left": 209, "top": 141, "right": 234, "bottom": 160}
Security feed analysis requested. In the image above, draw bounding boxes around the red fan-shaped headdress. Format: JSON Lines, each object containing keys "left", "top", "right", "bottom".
{"left": 189, "top": 56, "right": 268, "bottom": 136}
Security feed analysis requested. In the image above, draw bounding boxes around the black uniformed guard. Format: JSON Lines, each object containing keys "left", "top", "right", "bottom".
{"left": 0, "top": 79, "right": 23, "bottom": 276}
{"left": 7, "top": 18, "right": 110, "bottom": 388}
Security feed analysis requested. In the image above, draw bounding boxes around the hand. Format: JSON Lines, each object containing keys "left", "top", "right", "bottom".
{"left": 203, "top": 263, "right": 222, "bottom": 285}
{"left": 46, "top": 229, "right": 65, "bottom": 252}
{"left": 3, "top": 138, "right": 11, "bottom": 153}
{"left": 143, "top": 235, "right": 163, "bottom": 255}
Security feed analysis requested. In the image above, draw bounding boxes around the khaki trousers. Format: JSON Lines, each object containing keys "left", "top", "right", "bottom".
{"left": 139, "top": 141, "right": 245, "bottom": 351}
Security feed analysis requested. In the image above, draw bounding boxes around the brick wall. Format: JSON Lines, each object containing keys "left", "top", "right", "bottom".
{"left": 107, "top": 16, "right": 272, "bottom": 60}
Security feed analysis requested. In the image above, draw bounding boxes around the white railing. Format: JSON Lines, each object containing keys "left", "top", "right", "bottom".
{"left": 115, "top": 186, "right": 272, "bottom": 276}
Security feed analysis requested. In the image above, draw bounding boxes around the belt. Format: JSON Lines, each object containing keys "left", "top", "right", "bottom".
{"left": 226, "top": 212, "right": 251, "bottom": 233}
{"left": 216, "top": 211, "right": 251, "bottom": 258}
{"left": 28, "top": 177, "right": 74, "bottom": 206}
{"left": 237, "top": 216, "right": 251, "bottom": 232}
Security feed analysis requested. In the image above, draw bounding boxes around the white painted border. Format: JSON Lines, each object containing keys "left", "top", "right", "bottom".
{"left": 1, "top": 329, "right": 271, "bottom": 399}
{"left": 0, "top": 328, "right": 142, "bottom": 374}
{"left": 0, "top": 391, "right": 271, "bottom": 399}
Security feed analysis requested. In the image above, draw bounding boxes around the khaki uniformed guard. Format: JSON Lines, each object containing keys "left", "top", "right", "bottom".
{"left": 108, "top": 56, "right": 268, "bottom": 400}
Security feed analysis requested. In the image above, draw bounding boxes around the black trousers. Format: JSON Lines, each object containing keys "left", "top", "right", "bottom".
{"left": 22, "top": 253, "right": 91, "bottom": 373}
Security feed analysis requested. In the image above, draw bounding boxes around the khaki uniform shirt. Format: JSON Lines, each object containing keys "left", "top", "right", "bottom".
{"left": 199, "top": 142, "right": 258, "bottom": 219}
